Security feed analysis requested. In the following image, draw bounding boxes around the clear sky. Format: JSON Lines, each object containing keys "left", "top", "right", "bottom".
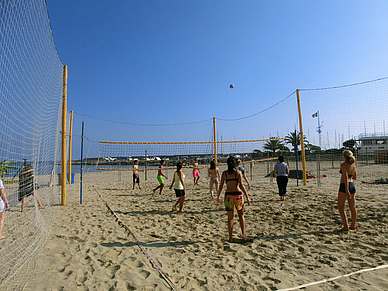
{"left": 46, "top": 0, "right": 388, "bottom": 158}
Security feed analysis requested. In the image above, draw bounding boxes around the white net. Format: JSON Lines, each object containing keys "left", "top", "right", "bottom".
{"left": 0, "top": 0, "right": 63, "bottom": 288}
{"left": 299, "top": 78, "right": 388, "bottom": 183}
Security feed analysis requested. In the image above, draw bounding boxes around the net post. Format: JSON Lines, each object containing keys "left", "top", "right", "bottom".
{"left": 213, "top": 117, "right": 217, "bottom": 165}
{"left": 68, "top": 110, "right": 73, "bottom": 184}
{"left": 61, "top": 65, "right": 67, "bottom": 205}
{"left": 80, "top": 121, "right": 84, "bottom": 204}
{"left": 250, "top": 161, "right": 253, "bottom": 181}
{"left": 145, "top": 150, "right": 148, "bottom": 181}
{"left": 296, "top": 89, "right": 307, "bottom": 186}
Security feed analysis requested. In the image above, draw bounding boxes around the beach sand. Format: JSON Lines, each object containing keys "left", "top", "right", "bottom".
{"left": 29, "top": 161, "right": 388, "bottom": 290}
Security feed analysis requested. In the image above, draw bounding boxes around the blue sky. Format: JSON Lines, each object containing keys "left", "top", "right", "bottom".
{"left": 46, "top": 0, "right": 388, "bottom": 158}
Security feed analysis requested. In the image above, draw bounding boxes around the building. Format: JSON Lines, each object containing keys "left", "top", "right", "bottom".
{"left": 357, "top": 134, "right": 388, "bottom": 156}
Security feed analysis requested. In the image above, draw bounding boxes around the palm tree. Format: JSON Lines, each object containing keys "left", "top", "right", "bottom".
{"left": 0, "top": 160, "right": 17, "bottom": 178}
{"left": 285, "top": 131, "right": 308, "bottom": 150}
{"left": 263, "top": 138, "right": 284, "bottom": 155}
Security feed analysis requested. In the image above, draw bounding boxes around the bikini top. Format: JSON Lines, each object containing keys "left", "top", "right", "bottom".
{"left": 225, "top": 171, "right": 239, "bottom": 184}
{"left": 339, "top": 169, "right": 353, "bottom": 178}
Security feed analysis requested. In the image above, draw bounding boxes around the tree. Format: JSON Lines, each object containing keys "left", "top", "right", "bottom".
{"left": 0, "top": 160, "right": 17, "bottom": 178}
{"left": 263, "top": 138, "right": 284, "bottom": 155}
{"left": 252, "top": 149, "right": 262, "bottom": 159}
{"left": 343, "top": 139, "right": 357, "bottom": 150}
{"left": 285, "top": 131, "right": 309, "bottom": 149}
{"left": 306, "top": 143, "right": 321, "bottom": 153}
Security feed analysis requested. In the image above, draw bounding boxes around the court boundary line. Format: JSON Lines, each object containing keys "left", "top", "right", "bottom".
{"left": 277, "top": 264, "right": 388, "bottom": 291}
{"left": 93, "top": 186, "right": 180, "bottom": 291}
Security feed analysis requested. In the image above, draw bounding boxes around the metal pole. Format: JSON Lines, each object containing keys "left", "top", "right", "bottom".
{"left": 296, "top": 89, "right": 307, "bottom": 186}
{"left": 61, "top": 65, "right": 67, "bottom": 205}
{"left": 145, "top": 150, "right": 148, "bottom": 181}
{"left": 80, "top": 121, "right": 84, "bottom": 204}
{"left": 68, "top": 110, "right": 73, "bottom": 183}
{"left": 213, "top": 117, "right": 217, "bottom": 165}
{"left": 250, "top": 161, "right": 253, "bottom": 181}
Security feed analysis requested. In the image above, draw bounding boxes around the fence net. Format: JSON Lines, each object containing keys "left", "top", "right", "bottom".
{"left": 299, "top": 78, "right": 388, "bottom": 184}
{"left": 0, "top": 0, "right": 63, "bottom": 288}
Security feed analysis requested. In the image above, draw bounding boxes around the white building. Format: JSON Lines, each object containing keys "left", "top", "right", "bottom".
{"left": 358, "top": 134, "right": 388, "bottom": 156}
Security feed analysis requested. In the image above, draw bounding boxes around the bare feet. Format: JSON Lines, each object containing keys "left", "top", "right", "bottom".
{"left": 172, "top": 205, "right": 177, "bottom": 211}
{"left": 39, "top": 206, "right": 45, "bottom": 209}
{"left": 349, "top": 227, "right": 357, "bottom": 231}
{"left": 0, "top": 234, "right": 6, "bottom": 240}
{"left": 339, "top": 227, "right": 349, "bottom": 232}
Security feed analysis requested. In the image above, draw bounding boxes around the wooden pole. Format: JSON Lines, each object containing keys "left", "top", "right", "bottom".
{"left": 68, "top": 110, "right": 73, "bottom": 184}
{"left": 213, "top": 117, "right": 217, "bottom": 165}
{"left": 61, "top": 65, "right": 67, "bottom": 205}
{"left": 296, "top": 89, "right": 307, "bottom": 186}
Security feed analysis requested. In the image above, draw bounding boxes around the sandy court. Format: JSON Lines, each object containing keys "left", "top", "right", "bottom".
{"left": 26, "top": 161, "right": 388, "bottom": 290}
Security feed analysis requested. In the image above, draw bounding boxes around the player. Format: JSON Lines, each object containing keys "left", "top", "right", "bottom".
{"left": 0, "top": 177, "right": 10, "bottom": 240}
{"left": 236, "top": 159, "right": 251, "bottom": 190}
{"left": 132, "top": 160, "right": 142, "bottom": 190}
{"left": 170, "top": 162, "right": 186, "bottom": 212}
{"left": 192, "top": 158, "right": 200, "bottom": 185}
{"left": 217, "top": 156, "right": 251, "bottom": 242}
{"left": 153, "top": 160, "right": 168, "bottom": 195}
{"left": 338, "top": 150, "right": 357, "bottom": 231}
{"left": 208, "top": 159, "right": 220, "bottom": 199}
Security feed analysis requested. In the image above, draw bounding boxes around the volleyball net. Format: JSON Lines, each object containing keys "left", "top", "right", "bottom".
{"left": 0, "top": 0, "right": 63, "bottom": 289}
{"left": 96, "top": 138, "right": 286, "bottom": 171}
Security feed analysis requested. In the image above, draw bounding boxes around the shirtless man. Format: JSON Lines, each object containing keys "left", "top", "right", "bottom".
{"left": 192, "top": 158, "right": 200, "bottom": 185}
{"left": 153, "top": 160, "right": 168, "bottom": 195}
{"left": 132, "top": 160, "right": 142, "bottom": 190}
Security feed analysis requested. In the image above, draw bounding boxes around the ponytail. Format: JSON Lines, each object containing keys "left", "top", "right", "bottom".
{"left": 343, "top": 150, "right": 356, "bottom": 164}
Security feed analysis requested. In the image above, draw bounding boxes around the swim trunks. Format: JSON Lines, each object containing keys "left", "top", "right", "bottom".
{"left": 133, "top": 173, "right": 140, "bottom": 184}
{"left": 339, "top": 182, "right": 356, "bottom": 194}
{"left": 224, "top": 192, "right": 244, "bottom": 211}
{"left": 211, "top": 177, "right": 218, "bottom": 183}
{"left": 174, "top": 189, "right": 185, "bottom": 198}
{"left": 193, "top": 170, "right": 200, "bottom": 178}
{"left": 157, "top": 175, "right": 164, "bottom": 184}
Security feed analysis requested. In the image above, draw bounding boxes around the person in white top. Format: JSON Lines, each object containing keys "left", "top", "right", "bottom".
{"left": 0, "top": 178, "right": 10, "bottom": 240}
{"left": 169, "top": 162, "right": 186, "bottom": 212}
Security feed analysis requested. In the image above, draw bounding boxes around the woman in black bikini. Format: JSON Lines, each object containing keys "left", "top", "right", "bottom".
{"left": 217, "top": 156, "right": 251, "bottom": 242}
{"left": 338, "top": 150, "right": 357, "bottom": 231}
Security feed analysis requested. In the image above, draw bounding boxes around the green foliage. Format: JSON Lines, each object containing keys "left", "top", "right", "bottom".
{"left": 285, "top": 132, "right": 309, "bottom": 150}
{"left": 263, "top": 138, "right": 284, "bottom": 155}
{"left": 306, "top": 143, "right": 321, "bottom": 153}
{"left": 0, "top": 160, "right": 18, "bottom": 178}
{"left": 343, "top": 139, "right": 357, "bottom": 150}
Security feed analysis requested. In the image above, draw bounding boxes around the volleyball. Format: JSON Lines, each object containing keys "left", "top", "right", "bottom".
{"left": 229, "top": 84, "right": 234, "bottom": 89}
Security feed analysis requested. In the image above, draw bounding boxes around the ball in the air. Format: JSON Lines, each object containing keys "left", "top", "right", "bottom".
{"left": 229, "top": 84, "right": 234, "bottom": 89}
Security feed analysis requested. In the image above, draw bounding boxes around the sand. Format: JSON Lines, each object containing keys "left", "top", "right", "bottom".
{"left": 28, "top": 161, "right": 388, "bottom": 290}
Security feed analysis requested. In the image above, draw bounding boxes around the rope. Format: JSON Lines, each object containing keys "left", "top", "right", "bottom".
{"left": 73, "top": 111, "right": 211, "bottom": 127}
{"left": 299, "top": 76, "right": 388, "bottom": 91}
{"left": 277, "top": 264, "right": 388, "bottom": 291}
{"left": 100, "top": 137, "right": 285, "bottom": 145}
{"left": 93, "top": 186, "right": 180, "bottom": 291}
